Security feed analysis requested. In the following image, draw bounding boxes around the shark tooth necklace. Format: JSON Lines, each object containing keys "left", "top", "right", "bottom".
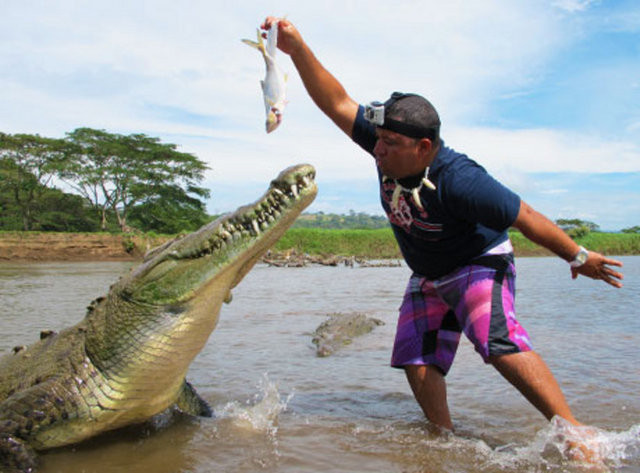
{"left": 385, "top": 167, "right": 436, "bottom": 212}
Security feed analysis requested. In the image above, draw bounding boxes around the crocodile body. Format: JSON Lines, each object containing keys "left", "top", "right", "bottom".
{"left": 0, "top": 164, "right": 317, "bottom": 472}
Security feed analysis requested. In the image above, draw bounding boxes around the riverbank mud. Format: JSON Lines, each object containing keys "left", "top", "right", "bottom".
{"left": 0, "top": 232, "right": 168, "bottom": 262}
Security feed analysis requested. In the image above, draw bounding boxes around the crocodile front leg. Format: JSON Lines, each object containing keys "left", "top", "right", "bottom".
{"left": 0, "top": 378, "right": 83, "bottom": 472}
{"left": 0, "top": 431, "right": 37, "bottom": 472}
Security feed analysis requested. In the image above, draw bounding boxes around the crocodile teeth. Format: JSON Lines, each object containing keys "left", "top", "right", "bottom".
{"left": 251, "top": 219, "right": 260, "bottom": 235}
{"left": 290, "top": 184, "right": 298, "bottom": 198}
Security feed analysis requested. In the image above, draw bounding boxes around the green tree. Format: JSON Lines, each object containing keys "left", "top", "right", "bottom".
{"left": 128, "top": 185, "right": 210, "bottom": 234}
{"left": 556, "top": 218, "right": 600, "bottom": 232}
{"left": 555, "top": 218, "right": 600, "bottom": 239}
{"left": 0, "top": 179, "right": 22, "bottom": 230}
{"left": 0, "top": 132, "right": 67, "bottom": 230}
{"left": 111, "top": 132, "right": 210, "bottom": 232}
{"left": 63, "top": 128, "right": 210, "bottom": 232}
{"left": 621, "top": 225, "right": 640, "bottom": 234}
{"left": 34, "top": 187, "right": 99, "bottom": 232}
{"left": 61, "top": 128, "right": 125, "bottom": 230}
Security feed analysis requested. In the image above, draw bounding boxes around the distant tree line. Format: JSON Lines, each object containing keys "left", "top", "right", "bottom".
{"left": 293, "top": 210, "right": 390, "bottom": 230}
{"left": 1, "top": 130, "right": 637, "bottom": 235}
{"left": 0, "top": 129, "right": 211, "bottom": 234}
{"left": 555, "top": 218, "right": 640, "bottom": 237}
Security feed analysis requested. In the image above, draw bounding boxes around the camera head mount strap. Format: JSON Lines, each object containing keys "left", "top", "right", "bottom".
{"left": 364, "top": 92, "right": 438, "bottom": 140}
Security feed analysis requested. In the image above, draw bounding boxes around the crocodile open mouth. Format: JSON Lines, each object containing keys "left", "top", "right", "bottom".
{"left": 122, "top": 164, "right": 317, "bottom": 304}
{"left": 175, "top": 164, "right": 317, "bottom": 260}
{"left": 211, "top": 164, "right": 315, "bottom": 248}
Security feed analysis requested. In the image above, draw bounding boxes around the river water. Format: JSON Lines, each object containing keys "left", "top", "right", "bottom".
{"left": 0, "top": 257, "right": 638, "bottom": 473}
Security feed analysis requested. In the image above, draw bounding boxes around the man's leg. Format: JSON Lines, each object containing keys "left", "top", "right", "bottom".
{"left": 490, "top": 351, "right": 608, "bottom": 463}
{"left": 405, "top": 364, "right": 454, "bottom": 431}
{"left": 489, "top": 350, "right": 580, "bottom": 425}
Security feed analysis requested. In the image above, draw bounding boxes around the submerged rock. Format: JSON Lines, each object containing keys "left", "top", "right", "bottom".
{"left": 311, "top": 312, "right": 384, "bottom": 357}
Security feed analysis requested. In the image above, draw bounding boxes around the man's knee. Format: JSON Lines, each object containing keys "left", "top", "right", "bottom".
{"left": 403, "top": 364, "right": 453, "bottom": 430}
{"left": 404, "top": 364, "right": 448, "bottom": 395}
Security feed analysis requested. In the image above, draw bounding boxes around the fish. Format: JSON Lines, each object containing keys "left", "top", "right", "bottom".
{"left": 242, "top": 21, "right": 288, "bottom": 133}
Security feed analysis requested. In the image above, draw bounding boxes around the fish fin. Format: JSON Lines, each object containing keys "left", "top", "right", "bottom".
{"left": 241, "top": 38, "right": 261, "bottom": 51}
{"left": 242, "top": 28, "right": 266, "bottom": 54}
{"left": 175, "top": 380, "right": 213, "bottom": 417}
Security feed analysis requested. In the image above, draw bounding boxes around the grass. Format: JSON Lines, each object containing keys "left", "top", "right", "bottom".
{"left": 2, "top": 229, "right": 639, "bottom": 259}
{"left": 274, "top": 228, "right": 640, "bottom": 258}
{"left": 273, "top": 228, "right": 401, "bottom": 259}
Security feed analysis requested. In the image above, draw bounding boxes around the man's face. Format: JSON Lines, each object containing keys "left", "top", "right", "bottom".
{"left": 373, "top": 128, "right": 427, "bottom": 179}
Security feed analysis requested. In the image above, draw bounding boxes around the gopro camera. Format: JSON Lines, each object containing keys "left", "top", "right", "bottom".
{"left": 364, "top": 101, "right": 385, "bottom": 126}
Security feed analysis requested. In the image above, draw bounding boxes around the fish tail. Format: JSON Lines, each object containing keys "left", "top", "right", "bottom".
{"left": 241, "top": 29, "right": 266, "bottom": 55}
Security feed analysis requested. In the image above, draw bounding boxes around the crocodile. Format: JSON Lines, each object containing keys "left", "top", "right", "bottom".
{"left": 0, "top": 164, "right": 317, "bottom": 472}
{"left": 312, "top": 312, "right": 384, "bottom": 357}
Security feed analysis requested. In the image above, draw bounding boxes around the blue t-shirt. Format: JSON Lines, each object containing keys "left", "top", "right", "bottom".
{"left": 351, "top": 105, "right": 521, "bottom": 279}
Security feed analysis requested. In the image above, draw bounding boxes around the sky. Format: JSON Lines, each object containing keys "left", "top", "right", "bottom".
{"left": 1, "top": 0, "right": 639, "bottom": 231}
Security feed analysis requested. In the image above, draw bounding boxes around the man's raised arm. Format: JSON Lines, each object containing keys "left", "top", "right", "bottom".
{"left": 262, "top": 17, "right": 359, "bottom": 137}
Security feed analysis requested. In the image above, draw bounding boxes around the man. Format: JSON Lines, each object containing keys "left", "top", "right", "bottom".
{"left": 261, "top": 17, "right": 624, "bottom": 436}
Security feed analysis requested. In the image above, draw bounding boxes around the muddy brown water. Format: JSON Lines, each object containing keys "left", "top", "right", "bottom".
{"left": 1, "top": 258, "right": 638, "bottom": 472}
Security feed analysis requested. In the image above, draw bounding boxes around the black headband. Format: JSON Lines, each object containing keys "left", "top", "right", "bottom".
{"left": 379, "top": 117, "right": 439, "bottom": 140}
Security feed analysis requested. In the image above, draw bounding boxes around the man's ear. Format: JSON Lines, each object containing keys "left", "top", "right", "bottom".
{"left": 417, "top": 137, "right": 433, "bottom": 156}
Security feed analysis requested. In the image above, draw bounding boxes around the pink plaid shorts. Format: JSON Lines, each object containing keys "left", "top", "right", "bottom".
{"left": 391, "top": 253, "right": 533, "bottom": 375}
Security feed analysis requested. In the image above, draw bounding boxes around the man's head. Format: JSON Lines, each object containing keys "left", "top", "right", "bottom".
{"left": 383, "top": 92, "right": 440, "bottom": 141}
{"left": 365, "top": 92, "right": 441, "bottom": 179}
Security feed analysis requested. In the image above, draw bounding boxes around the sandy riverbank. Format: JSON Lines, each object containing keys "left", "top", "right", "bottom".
{"left": 0, "top": 232, "right": 171, "bottom": 262}
{"left": 0, "top": 233, "right": 398, "bottom": 266}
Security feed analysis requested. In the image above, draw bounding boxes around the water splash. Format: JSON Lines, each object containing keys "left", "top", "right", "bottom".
{"left": 346, "top": 417, "right": 639, "bottom": 472}
{"left": 486, "top": 417, "right": 640, "bottom": 471}
{"left": 215, "top": 373, "right": 293, "bottom": 436}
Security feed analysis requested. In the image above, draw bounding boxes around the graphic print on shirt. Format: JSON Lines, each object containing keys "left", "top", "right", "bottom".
{"left": 380, "top": 179, "right": 442, "bottom": 236}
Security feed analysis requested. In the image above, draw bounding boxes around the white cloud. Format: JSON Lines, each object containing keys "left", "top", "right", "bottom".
{"left": 1, "top": 0, "right": 638, "bottom": 227}
{"left": 447, "top": 126, "right": 640, "bottom": 192}
{"left": 540, "top": 188, "right": 569, "bottom": 195}
{"left": 0, "top": 0, "right": 571, "bottom": 136}
{"left": 552, "top": 0, "right": 599, "bottom": 13}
